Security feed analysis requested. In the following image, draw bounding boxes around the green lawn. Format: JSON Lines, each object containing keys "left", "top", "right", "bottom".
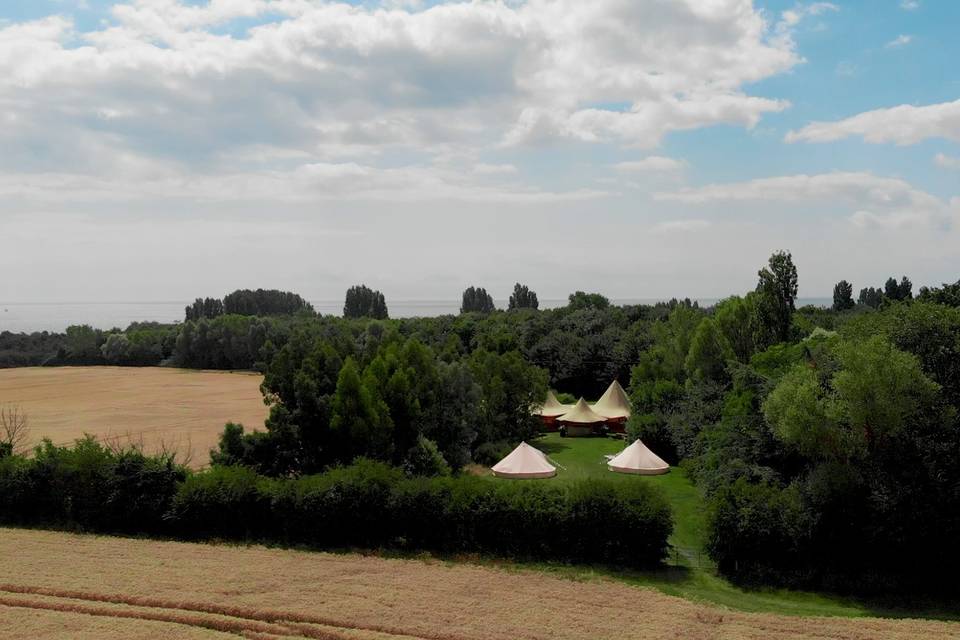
{"left": 518, "top": 433, "right": 958, "bottom": 620}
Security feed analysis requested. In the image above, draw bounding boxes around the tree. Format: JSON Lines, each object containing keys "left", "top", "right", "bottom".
{"left": 715, "top": 294, "right": 760, "bottom": 363}
{"left": 508, "top": 283, "right": 539, "bottom": 310}
{"left": 917, "top": 279, "right": 960, "bottom": 307}
{"left": 755, "top": 251, "right": 798, "bottom": 346}
{"left": 461, "top": 286, "right": 496, "bottom": 314}
{"left": 858, "top": 286, "right": 883, "bottom": 309}
{"left": 567, "top": 291, "right": 610, "bottom": 310}
{"left": 330, "top": 357, "right": 393, "bottom": 461}
{"left": 685, "top": 318, "right": 733, "bottom": 384}
{"left": 0, "top": 404, "right": 29, "bottom": 457}
{"left": 100, "top": 333, "right": 131, "bottom": 364}
{"left": 832, "top": 280, "right": 854, "bottom": 311}
{"left": 185, "top": 297, "right": 224, "bottom": 321}
{"left": 884, "top": 276, "right": 913, "bottom": 302}
{"left": 344, "top": 285, "right": 389, "bottom": 319}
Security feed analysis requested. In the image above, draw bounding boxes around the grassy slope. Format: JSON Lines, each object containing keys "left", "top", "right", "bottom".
{"left": 531, "top": 433, "right": 955, "bottom": 619}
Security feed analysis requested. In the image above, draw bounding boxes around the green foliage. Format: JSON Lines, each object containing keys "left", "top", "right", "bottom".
{"left": 403, "top": 435, "right": 451, "bottom": 477}
{"left": 832, "top": 280, "right": 854, "bottom": 311}
{"left": 917, "top": 279, "right": 960, "bottom": 307}
{"left": 185, "top": 297, "right": 224, "bottom": 321}
{"left": 685, "top": 318, "right": 733, "bottom": 384}
{"left": 344, "top": 284, "right": 388, "bottom": 319}
{"left": 331, "top": 357, "right": 394, "bottom": 462}
{"left": 468, "top": 349, "right": 548, "bottom": 446}
{"left": 884, "top": 276, "right": 913, "bottom": 302}
{"left": 714, "top": 294, "right": 760, "bottom": 363}
{"left": 567, "top": 291, "right": 610, "bottom": 310}
{"left": 460, "top": 286, "right": 496, "bottom": 313}
{"left": 754, "top": 250, "right": 798, "bottom": 347}
{"left": 858, "top": 286, "right": 884, "bottom": 309}
{"left": 0, "top": 437, "right": 185, "bottom": 533}
{"left": 508, "top": 283, "right": 539, "bottom": 310}
{"left": 168, "top": 460, "right": 673, "bottom": 567}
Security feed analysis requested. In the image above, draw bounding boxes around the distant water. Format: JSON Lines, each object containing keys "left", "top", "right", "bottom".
{"left": 0, "top": 298, "right": 832, "bottom": 334}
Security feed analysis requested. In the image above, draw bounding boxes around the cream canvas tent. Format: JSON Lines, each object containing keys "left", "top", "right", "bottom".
{"left": 593, "top": 380, "right": 631, "bottom": 420}
{"left": 491, "top": 442, "right": 557, "bottom": 479}
{"left": 558, "top": 397, "right": 606, "bottom": 424}
{"left": 537, "top": 391, "right": 571, "bottom": 418}
{"left": 607, "top": 439, "right": 669, "bottom": 475}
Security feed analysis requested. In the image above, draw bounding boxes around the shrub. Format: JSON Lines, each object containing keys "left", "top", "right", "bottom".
{"left": 1, "top": 443, "right": 673, "bottom": 568}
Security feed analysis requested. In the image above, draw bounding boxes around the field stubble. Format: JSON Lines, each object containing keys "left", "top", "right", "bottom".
{"left": 1, "top": 528, "right": 957, "bottom": 640}
{"left": 0, "top": 366, "right": 268, "bottom": 466}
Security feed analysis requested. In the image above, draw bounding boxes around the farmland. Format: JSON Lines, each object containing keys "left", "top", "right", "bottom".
{"left": 0, "top": 367, "right": 267, "bottom": 466}
{"left": 1, "top": 527, "right": 958, "bottom": 640}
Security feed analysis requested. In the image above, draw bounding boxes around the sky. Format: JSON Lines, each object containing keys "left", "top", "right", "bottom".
{"left": 0, "top": 0, "right": 958, "bottom": 303}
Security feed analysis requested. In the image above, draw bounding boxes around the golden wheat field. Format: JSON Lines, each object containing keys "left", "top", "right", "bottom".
{"left": 0, "top": 528, "right": 957, "bottom": 640}
{"left": 0, "top": 367, "right": 268, "bottom": 466}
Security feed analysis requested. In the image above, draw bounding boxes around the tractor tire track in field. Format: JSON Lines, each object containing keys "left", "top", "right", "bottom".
{"left": 0, "top": 585, "right": 435, "bottom": 640}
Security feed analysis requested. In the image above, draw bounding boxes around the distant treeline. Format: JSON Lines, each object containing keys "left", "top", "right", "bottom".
{"left": 0, "top": 439, "right": 671, "bottom": 567}
{"left": 185, "top": 288, "right": 314, "bottom": 320}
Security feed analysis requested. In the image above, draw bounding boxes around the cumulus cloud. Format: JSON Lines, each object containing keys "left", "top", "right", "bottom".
{"left": 785, "top": 99, "right": 960, "bottom": 145}
{"left": 0, "top": 0, "right": 807, "bottom": 183}
{"left": 655, "top": 171, "right": 953, "bottom": 229}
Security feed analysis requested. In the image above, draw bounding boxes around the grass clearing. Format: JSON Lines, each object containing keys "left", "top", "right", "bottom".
{"left": 0, "top": 366, "right": 268, "bottom": 467}
{"left": 2, "top": 527, "right": 958, "bottom": 640}
{"left": 532, "top": 433, "right": 959, "bottom": 620}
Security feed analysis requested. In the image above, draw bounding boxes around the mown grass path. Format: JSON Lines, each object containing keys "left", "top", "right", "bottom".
{"left": 532, "top": 433, "right": 958, "bottom": 620}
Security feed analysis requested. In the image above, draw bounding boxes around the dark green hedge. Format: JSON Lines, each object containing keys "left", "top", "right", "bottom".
{"left": 0, "top": 447, "right": 672, "bottom": 568}
{"left": 169, "top": 460, "right": 673, "bottom": 566}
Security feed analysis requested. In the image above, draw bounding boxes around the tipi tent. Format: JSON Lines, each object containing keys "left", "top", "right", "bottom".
{"left": 593, "top": 380, "right": 631, "bottom": 420}
{"left": 537, "top": 391, "right": 571, "bottom": 418}
{"left": 558, "top": 397, "right": 606, "bottom": 424}
{"left": 607, "top": 439, "right": 669, "bottom": 475}
{"left": 491, "top": 442, "right": 557, "bottom": 479}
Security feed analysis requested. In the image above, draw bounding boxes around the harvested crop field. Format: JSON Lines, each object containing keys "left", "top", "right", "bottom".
{"left": 0, "top": 366, "right": 267, "bottom": 466}
{"left": 1, "top": 528, "right": 956, "bottom": 640}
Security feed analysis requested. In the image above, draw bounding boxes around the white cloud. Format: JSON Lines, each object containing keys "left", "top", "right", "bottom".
{"left": 900, "top": 0, "right": 920, "bottom": 10}
{"left": 885, "top": 34, "right": 912, "bottom": 48}
{"left": 655, "top": 171, "right": 953, "bottom": 229}
{"left": 0, "top": 0, "right": 806, "bottom": 176}
{"left": 613, "top": 157, "right": 686, "bottom": 173}
{"left": 785, "top": 99, "right": 960, "bottom": 145}
{"left": 935, "top": 153, "right": 960, "bottom": 169}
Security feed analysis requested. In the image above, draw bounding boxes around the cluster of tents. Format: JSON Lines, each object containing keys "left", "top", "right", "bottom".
{"left": 536, "top": 381, "right": 632, "bottom": 435}
{"left": 491, "top": 440, "right": 669, "bottom": 479}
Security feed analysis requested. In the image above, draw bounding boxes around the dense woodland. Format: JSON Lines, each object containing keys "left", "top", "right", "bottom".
{"left": 3, "top": 263, "right": 960, "bottom": 593}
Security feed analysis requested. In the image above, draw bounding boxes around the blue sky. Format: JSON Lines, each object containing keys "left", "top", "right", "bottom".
{"left": 0, "top": 1, "right": 957, "bottom": 304}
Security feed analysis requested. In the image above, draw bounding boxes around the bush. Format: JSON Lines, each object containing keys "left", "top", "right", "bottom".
{"left": 0, "top": 437, "right": 186, "bottom": 533}
{"left": 169, "top": 460, "right": 672, "bottom": 566}
{"left": 1, "top": 443, "right": 673, "bottom": 567}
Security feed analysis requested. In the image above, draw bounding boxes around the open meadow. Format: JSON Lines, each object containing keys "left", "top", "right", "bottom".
{"left": 1, "top": 527, "right": 958, "bottom": 640}
{"left": 0, "top": 367, "right": 268, "bottom": 466}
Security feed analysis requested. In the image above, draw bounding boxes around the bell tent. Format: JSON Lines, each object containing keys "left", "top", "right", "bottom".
{"left": 558, "top": 397, "right": 607, "bottom": 436}
{"left": 607, "top": 439, "right": 669, "bottom": 475}
{"left": 491, "top": 442, "right": 557, "bottom": 479}
{"left": 593, "top": 380, "right": 631, "bottom": 420}
{"left": 538, "top": 390, "right": 570, "bottom": 417}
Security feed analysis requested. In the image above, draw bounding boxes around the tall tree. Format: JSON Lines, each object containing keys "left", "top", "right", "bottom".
{"left": 755, "top": 251, "right": 798, "bottom": 346}
{"left": 832, "top": 280, "right": 855, "bottom": 311}
{"left": 858, "top": 286, "right": 883, "bottom": 309}
{"left": 330, "top": 357, "right": 393, "bottom": 461}
{"left": 344, "top": 285, "right": 389, "bottom": 319}
{"left": 567, "top": 291, "right": 610, "bottom": 310}
{"left": 508, "top": 283, "right": 539, "bottom": 310}
{"left": 460, "top": 286, "right": 496, "bottom": 314}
